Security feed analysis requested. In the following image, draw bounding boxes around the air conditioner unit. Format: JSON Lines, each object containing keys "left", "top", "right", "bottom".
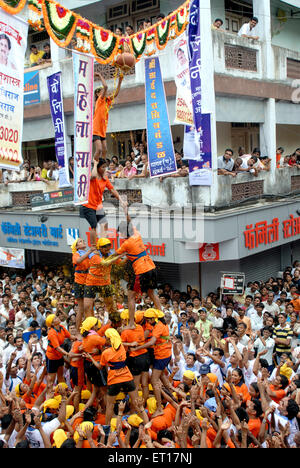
{"left": 131, "top": 0, "right": 160, "bottom": 15}
{"left": 107, "top": 1, "right": 130, "bottom": 21}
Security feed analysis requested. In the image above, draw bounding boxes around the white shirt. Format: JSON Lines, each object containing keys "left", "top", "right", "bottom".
{"left": 250, "top": 312, "right": 264, "bottom": 331}
{"left": 268, "top": 401, "right": 299, "bottom": 447}
{"left": 0, "top": 305, "right": 9, "bottom": 326}
{"left": 238, "top": 22, "right": 258, "bottom": 37}
{"left": 253, "top": 336, "right": 275, "bottom": 365}
{"left": 25, "top": 417, "right": 61, "bottom": 448}
{"left": 262, "top": 301, "right": 280, "bottom": 317}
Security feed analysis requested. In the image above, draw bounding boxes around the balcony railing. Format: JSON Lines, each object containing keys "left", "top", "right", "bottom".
{"left": 1, "top": 168, "right": 300, "bottom": 210}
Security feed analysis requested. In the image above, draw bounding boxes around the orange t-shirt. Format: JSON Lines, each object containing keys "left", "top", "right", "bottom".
{"left": 73, "top": 252, "right": 90, "bottom": 285}
{"left": 235, "top": 383, "right": 251, "bottom": 403}
{"left": 143, "top": 321, "right": 154, "bottom": 347}
{"left": 84, "top": 176, "right": 113, "bottom": 211}
{"left": 121, "top": 325, "right": 147, "bottom": 357}
{"left": 248, "top": 418, "right": 262, "bottom": 438}
{"left": 152, "top": 321, "right": 172, "bottom": 360}
{"left": 100, "top": 344, "right": 133, "bottom": 386}
{"left": 291, "top": 297, "right": 300, "bottom": 312}
{"left": 85, "top": 253, "right": 112, "bottom": 287}
{"left": 116, "top": 229, "right": 155, "bottom": 276}
{"left": 46, "top": 325, "right": 71, "bottom": 360}
{"left": 70, "top": 340, "right": 84, "bottom": 368}
{"left": 82, "top": 333, "right": 106, "bottom": 362}
{"left": 269, "top": 385, "right": 286, "bottom": 403}
{"left": 93, "top": 96, "right": 112, "bottom": 138}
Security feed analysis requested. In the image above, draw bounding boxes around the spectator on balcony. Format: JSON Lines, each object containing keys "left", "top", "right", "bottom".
{"left": 144, "top": 18, "right": 152, "bottom": 29}
{"left": 115, "top": 27, "right": 124, "bottom": 37}
{"left": 238, "top": 17, "right": 259, "bottom": 40}
{"left": 34, "top": 166, "right": 49, "bottom": 183}
{"left": 41, "top": 42, "right": 51, "bottom": 64}
{"left": 279, "top": 155, "right": 291, "bottom": 168}
{"left": 29, "top": 44, "right": 45, "bottom": 66}
{"left": 47, "top": 161, "right": 59, "bottom": 181}
{"left": 156, "top": 13, "right": 165, "bottom": 22}
{"left": 41, "top": 161, "right": 50, "bottom": 180}
{"left": 27, "top": 166, "right": 36, "bottom": 181}
{"left": 217, "top": 149, "right": 236, "bottom": 177}
{"left": 106, "top": 161, "right": 120, "bottom": 182}
{"left": 259, "top": 155, "right": 271, "bottom": 172}
{"left": 2, "top": 169, "right": 13, "bottom": 185}
{"left": 276, "top": 147, "right": 285, "bottom": 168}
{"left": 129, "top": 154, "right": 149, "bottom": 179}
{"left": 119, "top": 160, "right": 137, "bottom": 179}
{"left": 294, "top": 148, "right": 300, "bottom": 164}
{"left": 125, "top": 25, "right": 134, "bottom": 36}
{"left": 234, "top": 156, "right": 259, "bottom": 176}
{"left": 211, "top": 18, "right": 224, "bottom": 31}
{"left": 288, "top": 153, "right": 300, "bottom": 169}
{"left": 69, "top": 156, "right": 74, "bottom": 180}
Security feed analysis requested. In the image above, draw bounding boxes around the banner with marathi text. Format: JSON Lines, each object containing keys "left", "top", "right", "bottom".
{"left": 47, "top": 71, "right": 70, "bottom": 188}
{"left": 187, "top": 0, "right": 202, "bottom": 132}
{"left": 72, "top": 51, "right": 94, "bottom": 205}
{"left": 145, "top": 56, "right": 177, "bottom": 178}
{"left": 174, "top": 33, "right": 193, "bottom": 126}
{"left": 0, "top": 10, "right": 28, "bottom": 171}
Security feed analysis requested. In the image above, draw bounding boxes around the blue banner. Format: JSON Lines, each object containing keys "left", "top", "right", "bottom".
{"left": 145, "top": 56, "right": 177, "bottom": 178}
{"left": 187, "top": 114, "right": 212, "bottom": 186}
{"left": 47, "top": 72, "right": 70, "bottom": 188}
{"left": 187, "top": 0, "right": 202, "bottom": 132}
{"left": 24, "top": 70, "right": 40, "bottom": 106}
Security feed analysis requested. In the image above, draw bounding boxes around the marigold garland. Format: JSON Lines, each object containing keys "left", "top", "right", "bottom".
{"left": 42, "top": 0, "right": 77, "bottom": 47}
{"left": 0, "top": 0, "right": 190, "bottom": 65}
{"left": 0, "top": 0, "right": 26, "bottom": 15}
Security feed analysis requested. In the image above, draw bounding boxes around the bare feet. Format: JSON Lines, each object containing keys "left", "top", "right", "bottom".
{"left": 151, "top": 409, "right": 164, "bottom": 418}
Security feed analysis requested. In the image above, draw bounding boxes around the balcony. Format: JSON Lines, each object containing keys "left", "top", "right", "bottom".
{"left": 1, "top": 168, "right": 300, "bottom": 211}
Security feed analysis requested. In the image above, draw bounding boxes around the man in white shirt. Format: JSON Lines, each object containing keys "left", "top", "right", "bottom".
{"left": 217, "top": 149, "right": 236, "bottom": 177}
{"left": 250, "top": 302, "right": 265, "bottom": 332}
{"left": 47, "top": 161, "right": 59, "bottom": 181}
{"left": 238, "top": 17, "right": 259, "bottom": 40}
{"left": 263, "top": 291, "right": 280, "bottom": 317}
{"left": 253, "top": 327, "right": 275, "bottom": 367}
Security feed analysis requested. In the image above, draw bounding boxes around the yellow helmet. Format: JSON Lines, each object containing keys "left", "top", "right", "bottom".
{"left": 97, "top": 238, "right": 111, "bottom": 249}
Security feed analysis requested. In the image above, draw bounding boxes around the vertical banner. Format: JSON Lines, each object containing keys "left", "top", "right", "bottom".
{"left": 174, "top": 34, "right": 193, "bottom": 126}
{"left": 187, "top": 114, "right": 212, "bottom": 185}
{"left": 47, "top": 72, "right": 70, "bottom": 188}
{"left": 73, "top": 51, "right": 94, "bottom": 205}
{"left": 145, "top": 56, "right": 177, "bottom": 178}
{"left": 0, "top": 11, "right": 28, "bottom": 171}
{"left": 187, "top": 0, "right": 202, "bottom": 132}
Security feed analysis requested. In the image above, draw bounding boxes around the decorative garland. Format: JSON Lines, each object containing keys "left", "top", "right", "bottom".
{"left": 42, "top": 0, "right": 77, "bottom": 47}
{"left": 0, "top": 0, "right": 190, "bottom": 65}
{"left": 0, "top": 0, "right": 26, "bottom": 15}
{"left": 28, "top": 0, "right": 43, "bottom": 31}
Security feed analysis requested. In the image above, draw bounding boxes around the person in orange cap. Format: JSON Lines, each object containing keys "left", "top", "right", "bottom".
{"left": 131, "top": 308, "right": 172, "bottom": 418}
{"left": 71, "top": 238, "right": 95, "bottom": 331}
{"left": 110, "top": 213, "right": 162, "bottom": 328}
{"left": 83, "top": 238, "right": 124, "bottom": 322}
{"left": 120, "top": 310, "right": 150, "bottom": 404}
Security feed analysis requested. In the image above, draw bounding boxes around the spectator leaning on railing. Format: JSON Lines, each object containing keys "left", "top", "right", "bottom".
{"left": 29, "top": 44, "right": 45, "bottom": 67}
{"left": 238, "top": 16, "right": 259, "bottom": 40}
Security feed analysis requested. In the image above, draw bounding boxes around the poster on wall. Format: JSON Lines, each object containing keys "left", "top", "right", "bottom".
{"left": 0, "top": 10, "right": 28, "bottom": 171}
{"left": 0, "top": 247, "right": 25, "bottom": 269}
{"left": 24, "top": 69, "right": 40, "bottom": 106}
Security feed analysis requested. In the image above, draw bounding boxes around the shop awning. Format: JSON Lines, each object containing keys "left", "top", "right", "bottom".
{"left": 280, "top": 0, "right": 300, "bottom": 8}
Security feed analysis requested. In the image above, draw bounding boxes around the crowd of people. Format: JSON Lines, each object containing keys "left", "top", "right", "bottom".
{"left": 1, "top": 231, "right": 300, "bottom": 448}
{"left": 218, "top": 146, "right": 300, "bottom": 177}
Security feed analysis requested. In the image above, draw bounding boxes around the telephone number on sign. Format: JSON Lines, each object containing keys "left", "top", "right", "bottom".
{"left": 0, "top": 147, "right": 20, "bottom": 163}
{"left": 0, "top": 127, "right": 19, "bottom": 144}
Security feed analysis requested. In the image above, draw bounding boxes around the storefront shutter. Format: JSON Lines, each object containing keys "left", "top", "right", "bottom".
{"left": 240, "top": 246, "right": 281, "bottom": 283}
